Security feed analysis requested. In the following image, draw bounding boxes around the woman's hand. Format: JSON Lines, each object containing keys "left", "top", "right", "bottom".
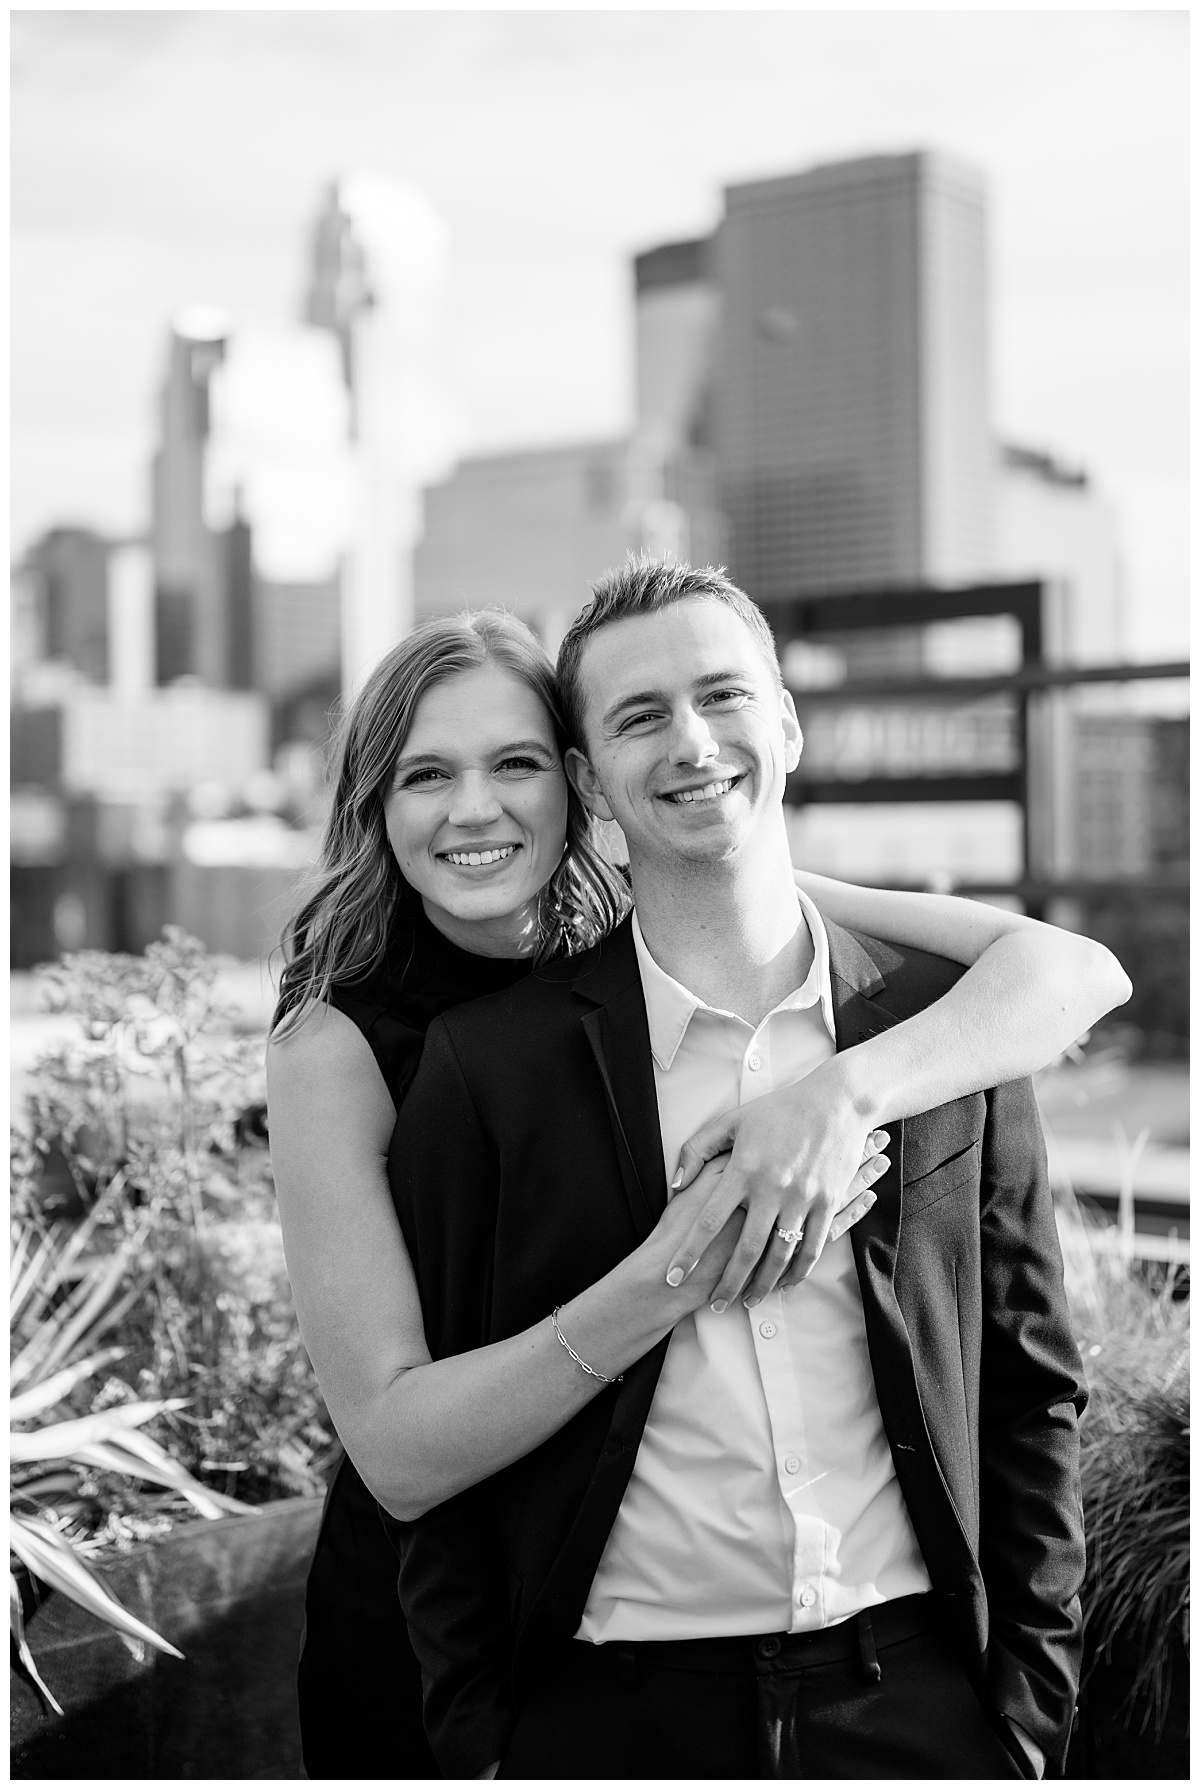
{"left": 635, "top": 1154, "right": 745, "bottom": 1311}
{"left": 664, "top": 1056, "right": 891, "bottom": 1307}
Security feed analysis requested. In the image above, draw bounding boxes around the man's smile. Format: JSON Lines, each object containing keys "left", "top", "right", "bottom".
{"left": 659, "top": 773, "right": 746, "bottom": 806}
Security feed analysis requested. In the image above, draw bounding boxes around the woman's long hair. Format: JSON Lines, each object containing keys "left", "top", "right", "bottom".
{"left": 271, "top": 610, "right": 629, "bottom": 1039}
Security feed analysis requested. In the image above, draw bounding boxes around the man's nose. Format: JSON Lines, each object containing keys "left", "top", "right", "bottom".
{"left": 667, "top": 706, "right": 721, "bottom": 766}
{"left": 447, "top": 773, "right": 504, "bottom": 827}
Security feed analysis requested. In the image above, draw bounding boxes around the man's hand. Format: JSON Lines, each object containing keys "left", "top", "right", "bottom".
{"left": 666, "top": 1058, "right": 890, "bottom": 1307}
{"left": 1002, "top": 1717, "right": 1045, "bottom": 1779}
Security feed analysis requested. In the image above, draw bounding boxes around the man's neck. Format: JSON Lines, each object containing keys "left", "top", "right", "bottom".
{"left": 629, "top": 827, "right": 812, "bottom": 1027}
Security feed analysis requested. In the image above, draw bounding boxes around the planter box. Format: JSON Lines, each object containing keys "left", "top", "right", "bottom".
{"left": 11, "top": 1496, "right": 323, "bottom": 1779}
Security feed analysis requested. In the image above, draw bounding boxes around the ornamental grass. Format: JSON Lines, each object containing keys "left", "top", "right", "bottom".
{"left": 1056, "top": 1186, "right": 1189, "bottom": 1739}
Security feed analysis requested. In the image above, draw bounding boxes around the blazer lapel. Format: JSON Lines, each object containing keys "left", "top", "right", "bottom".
{"left": 824, "top": 917, "right": 977, "bottom": 1580}
{"left": 573, "top": 919, "right": 669, "bottom": 1244}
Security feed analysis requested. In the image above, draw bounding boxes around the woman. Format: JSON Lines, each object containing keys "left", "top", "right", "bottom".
{"left": 267, "top": 609, "right": 1129, "bottom": 1779}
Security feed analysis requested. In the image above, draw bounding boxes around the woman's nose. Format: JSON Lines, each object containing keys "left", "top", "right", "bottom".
{"left": 447, "top": 773, "right": 504, "bottom": 827}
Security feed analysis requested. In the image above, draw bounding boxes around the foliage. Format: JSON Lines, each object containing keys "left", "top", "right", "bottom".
{"left": 1056, "top": 1191, "right": 1189, "bottom": 1738}
{"left": 10, "top": 1204, "right": 257, "bottom": 1712}
{"left": 11, "top": 929, "right": 336, "bottom": 1566}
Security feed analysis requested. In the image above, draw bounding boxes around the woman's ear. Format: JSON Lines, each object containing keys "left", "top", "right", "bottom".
{"left": 566, "top": 746, "right": 615, "bottom": 823}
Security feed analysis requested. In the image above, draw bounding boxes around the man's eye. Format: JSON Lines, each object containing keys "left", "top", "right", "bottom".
{"left": 619, "top": 711, "right": 660, "bottom": 732}
{"left": 705, "top": 688, "right": 749, "bottom": 706}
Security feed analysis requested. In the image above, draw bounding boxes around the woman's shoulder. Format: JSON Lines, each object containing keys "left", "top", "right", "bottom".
{"left": 267, "top": 998, "right": 381, "bottom": 1078}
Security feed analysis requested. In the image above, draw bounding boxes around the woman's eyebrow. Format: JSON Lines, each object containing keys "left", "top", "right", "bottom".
{"left": 393, "top": 739, "right": 554, "bottom": 774}
{"left": 392, "top": 751, "right": 447, "bottom": 773}
{"left": 488, "top": 738, "right": 557, "bottom": 757}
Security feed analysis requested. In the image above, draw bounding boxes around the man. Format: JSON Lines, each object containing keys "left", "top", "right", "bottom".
{"left": 389, "top": 558, "right": 1086, "bottom": 1779}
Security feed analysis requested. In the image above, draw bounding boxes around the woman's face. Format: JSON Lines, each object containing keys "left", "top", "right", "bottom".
{"left": 384, "top": 661, "right": 570, "bottom": 954}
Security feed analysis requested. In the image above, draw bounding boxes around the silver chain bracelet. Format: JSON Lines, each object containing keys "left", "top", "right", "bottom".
{"left": 551, "top": 1307, "right": 624, "bottom": 1384}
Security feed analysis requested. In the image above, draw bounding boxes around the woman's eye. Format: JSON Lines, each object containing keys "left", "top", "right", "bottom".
{"left": 401, "top": 768, "right": 446, "bottom": 787}
{"left": 496, "top": 756, "right": 543, "bottom": 774}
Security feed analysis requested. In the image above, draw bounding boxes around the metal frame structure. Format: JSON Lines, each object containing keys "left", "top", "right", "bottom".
{"left": 760, "top": 580, "right": 1189, "bottom": 914}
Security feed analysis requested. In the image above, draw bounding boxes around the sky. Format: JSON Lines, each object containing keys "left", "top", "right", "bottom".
{"left": 11, "top": 8, "right": 1189, "bottom": 658}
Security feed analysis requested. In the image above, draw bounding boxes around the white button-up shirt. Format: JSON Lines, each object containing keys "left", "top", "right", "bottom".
{"left": 577, "top": 890, "right": 931, "bottom": 1643}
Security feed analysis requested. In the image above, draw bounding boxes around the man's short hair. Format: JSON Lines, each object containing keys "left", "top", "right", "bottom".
{"left": 557, "top": 553, "right": 782, "bottom": 748}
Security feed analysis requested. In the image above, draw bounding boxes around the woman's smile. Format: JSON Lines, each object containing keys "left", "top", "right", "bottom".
{"left": 438, "top": 843, "right": 522, "bottom": 868}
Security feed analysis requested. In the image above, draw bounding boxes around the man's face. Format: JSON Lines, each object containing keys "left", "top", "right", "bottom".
{"left": 566, "top": 598, "right": 802, "bottom": 873}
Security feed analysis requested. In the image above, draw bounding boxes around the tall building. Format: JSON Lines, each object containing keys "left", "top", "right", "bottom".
{"left": 993, "top": 442, "right": 1123, "bottom": 666}
{"left": 414, "top": 441, "right": 632, "bottom": 650}
{"left": 305, "top": 175, "right": 454, "bottom": 690}
{"left": 715, "top": 151, "right": 991, "bottom": 600}
{"left": 17, "top": 526, "right": 111, "bottom": 683}
{"left": 629, "top": 239, "right": 725, "bottom": 569}
{"left": 152, "top": 307, "right": 230, "bottom": 685}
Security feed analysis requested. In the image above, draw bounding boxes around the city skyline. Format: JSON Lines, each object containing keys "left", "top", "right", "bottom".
{"left": 12, "top": 10, "right": 1188, "bottom": 658}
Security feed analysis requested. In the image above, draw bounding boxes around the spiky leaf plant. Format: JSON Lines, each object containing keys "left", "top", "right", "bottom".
{"left": 1056, "top": 1190, "right": 1189, "bottom": 1739}
{"left": 10, "top": 1208, "right": 255, "bottom": 1715}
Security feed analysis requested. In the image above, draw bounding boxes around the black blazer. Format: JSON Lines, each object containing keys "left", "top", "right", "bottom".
{"left": 388, "top": 914, "right": 1087, "bottom": 1777}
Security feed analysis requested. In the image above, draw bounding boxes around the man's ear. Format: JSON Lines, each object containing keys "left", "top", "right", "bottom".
{"left": 566, "top": 746, "right": 615, "bottom": 822}
{"left": 781, "top": 689, "right": 804, "bottom": 774}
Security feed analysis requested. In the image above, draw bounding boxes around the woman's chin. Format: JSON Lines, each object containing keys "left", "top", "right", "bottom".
{"left": 421, "top": 884, "right": 544, "bottom": 951}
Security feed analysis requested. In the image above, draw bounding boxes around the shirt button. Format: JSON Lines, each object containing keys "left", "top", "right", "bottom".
{"left": 784, "top": 1456, "right": 801, "bottom": 1475}
{"left": 799, "top": 1585, "right": 816, "bottom": 1609}
{"left": 747, "top": 1053, "right": 762, "bottom": 1072}
{"left": 758, "top": 1321, "right": 777, "bottom": 1339}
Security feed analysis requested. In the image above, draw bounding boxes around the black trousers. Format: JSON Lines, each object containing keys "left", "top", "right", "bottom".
{"left": 297, "top": 1452, "right": 440, "bottom": 1779}
{"left": 499, "top": 1596, "right": 1031, "bottom": 1780}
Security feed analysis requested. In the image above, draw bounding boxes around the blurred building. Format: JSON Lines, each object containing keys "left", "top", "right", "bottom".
{"left": 15, "top": 526, "right": 111, "bottom": 683}
{"left": 306, "top": 174, "right": 455, "bottom": 689}
{"left": 993, "top": 442, "right": 1123, "bottom": 666}
{"left": 153, "top": 308, "right": 231, "bottom": 685}
{"left": 716, "top": 151, "right": 991, "bottom": 601}
{"left": 628, "top": 238, "right": 725, "bottom": 572}
{"left": 414, "top": 148, "right": 997, "bottom": 647}
{"left": 414, "top": 442, "right": 632, "bottom": 648}
{"left": 1071, "top": 715, "right": 1189, "bottom": 877}
{"left": 10, "top": 678, "right": 278, "bottom": 965}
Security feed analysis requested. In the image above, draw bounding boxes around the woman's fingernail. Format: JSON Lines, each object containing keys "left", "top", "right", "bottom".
{"left": 666, "top": 1267, "right": 685, "bottom": 1287}
{"left": 743, "top": 1294, "right": 761, "bottom": 1309}
{"left": 874, "top": 1155, "right": 890, "bottom": 1173}
{"left": 710, "top": 1298, "right": 728, "bottom": 1314}
{"left": 861, "top": 1192, "right": 877, "bottom": 1210}
{"left": 671, "top": 1170, "right": 683, "bottom": 1189}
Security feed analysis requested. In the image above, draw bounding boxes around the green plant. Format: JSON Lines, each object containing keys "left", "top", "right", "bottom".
{"left": 1056, "top": 1190, "right": 1189, "bottom": 1738}
{"left": 11, "top": 928, "right": 337, "bottom": 1711}
{"left": 10, "top": 1205, "right": 253, "bottom": 1714}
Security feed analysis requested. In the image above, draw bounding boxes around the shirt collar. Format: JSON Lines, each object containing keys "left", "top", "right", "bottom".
{"left": 631, "top": 887, "right": 836, "bottom": 1073}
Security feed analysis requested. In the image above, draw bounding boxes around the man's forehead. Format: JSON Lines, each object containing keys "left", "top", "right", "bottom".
{"left": 579, "top": 600, "right": 768, "bottom": 704}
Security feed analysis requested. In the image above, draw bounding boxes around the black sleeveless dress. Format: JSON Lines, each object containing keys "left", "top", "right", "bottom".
{"left": 296, "top": 902, "right": 531, "bottom": 1779}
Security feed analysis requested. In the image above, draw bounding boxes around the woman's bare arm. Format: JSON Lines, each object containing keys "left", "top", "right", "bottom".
{"left": 267, "top": 1003, "right": 768, "bottom": 1521}
{"left": 666, "top": 875, "right": 1132, "bottom": 1303}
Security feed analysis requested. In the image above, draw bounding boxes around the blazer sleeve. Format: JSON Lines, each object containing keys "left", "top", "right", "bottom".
{"left": 976, "top": 1074, "right": 1088, "bottom": 1776}
{"left": 386, "top": 1016, "right": 517, "bottom": 1778}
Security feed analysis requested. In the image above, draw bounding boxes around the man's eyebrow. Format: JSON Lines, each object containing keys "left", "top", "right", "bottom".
{"left": 600, "top": 689, "right": 665, "bottom": 727}
{"left": 600, "top": 669, "right": 750, "bottom": 728}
